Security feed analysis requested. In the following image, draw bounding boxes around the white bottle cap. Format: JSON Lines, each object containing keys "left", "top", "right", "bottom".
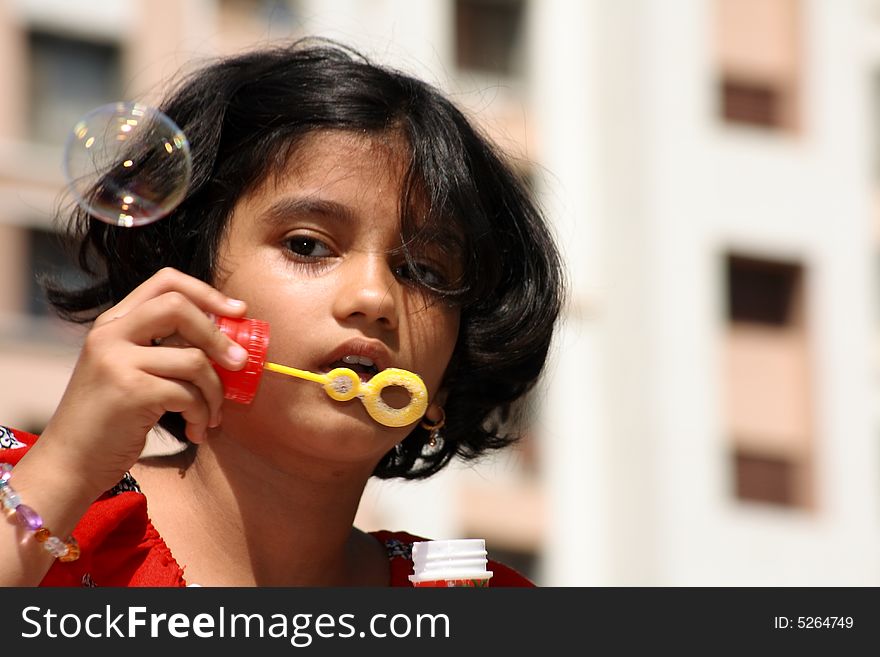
{"left": 408, "top": 539, "right": 494, "bottom": 584}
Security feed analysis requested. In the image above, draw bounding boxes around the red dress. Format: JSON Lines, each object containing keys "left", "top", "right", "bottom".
{"left": 0, "top": 426, "right": 533, "bottom": 587}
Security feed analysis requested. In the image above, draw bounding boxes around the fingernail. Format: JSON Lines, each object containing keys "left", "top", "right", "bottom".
{"left": 226, "top": 298, "right": 245, "bottom": 308}
{"left": 228, "top": 343, "right": 248, "bottom": 363}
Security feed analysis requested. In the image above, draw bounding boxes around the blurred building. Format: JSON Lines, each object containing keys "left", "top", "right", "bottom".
{"left": 537, "top": 0, "right": 880, "bottom": 586}
{"left": 0, "top": 0, "right": 878, "bottom": 585}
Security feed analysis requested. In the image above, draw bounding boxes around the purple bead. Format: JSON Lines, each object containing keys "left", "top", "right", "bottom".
{"left": 16, "top": 504, "right": 43, "bottom": 531}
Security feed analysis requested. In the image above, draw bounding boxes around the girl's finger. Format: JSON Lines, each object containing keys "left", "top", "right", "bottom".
{"left": 112, "top": 291, "right": 249, "bottom": 370}
{"left": 138, "top": 346, "right": 226, "bottom": 427}
{"left": 150, "top": 377, "right": 213, "bottom": 444}
{"left": 95, "top": 267, "right": 246, "bottom": 327}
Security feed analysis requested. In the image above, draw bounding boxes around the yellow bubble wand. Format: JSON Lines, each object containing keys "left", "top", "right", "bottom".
{"left": 263, "top": 362, "right": 428, "bottom": 428}
{"left": 214, "top": 316, "right": 429, "bottom": 428}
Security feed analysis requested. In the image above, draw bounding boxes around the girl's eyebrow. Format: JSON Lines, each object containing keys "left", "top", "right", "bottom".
{"left": 258, "top": 195, "right": 357, "bottom": 227}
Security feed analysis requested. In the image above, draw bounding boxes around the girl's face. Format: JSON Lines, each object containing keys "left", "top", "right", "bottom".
{"left": 213, "top": 130, "right": 460, "bottom": 469}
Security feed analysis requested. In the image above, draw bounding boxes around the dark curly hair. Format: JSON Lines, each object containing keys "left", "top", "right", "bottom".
{"left": 44, "top": 37, "right": 566, "bottom": 480}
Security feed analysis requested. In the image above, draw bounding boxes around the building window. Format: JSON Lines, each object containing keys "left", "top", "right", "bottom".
{"left": 27, "top": 31, "right": 122, "bottom": 145}
{"left": 726, "top": 254, "right": 801, "bottom": 326}
{"left": 719, "top": 78, "right": 782, "bottom": 129}
{"left": 455, "top": 0, "right": 526, "bottom": 76}
{"left": 218, "top": 0, "right": 298, "bottom": 34}
{"left": 27, "top": 228, "right": 87, "bottom": 317}
{"left": 733, "top": 449, "right": 797, "bottom": 506}
{"left": 713, "top": 0, "right": 801, "bottom": 132}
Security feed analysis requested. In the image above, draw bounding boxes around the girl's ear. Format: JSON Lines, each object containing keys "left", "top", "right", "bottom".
{"left": 423, "top": 404, "right": 444, "bottom": 425}
{"left": 425, "top": 388, "right": 449, "bottom": 423}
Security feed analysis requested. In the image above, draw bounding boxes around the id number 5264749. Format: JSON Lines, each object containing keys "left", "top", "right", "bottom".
{"left": 773, "top": 616, "right": 854, "bottom": 629}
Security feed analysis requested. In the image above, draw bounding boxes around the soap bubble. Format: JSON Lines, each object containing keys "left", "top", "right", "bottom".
{"left": 63, "top": 102, "right": 192, "bottom": 227}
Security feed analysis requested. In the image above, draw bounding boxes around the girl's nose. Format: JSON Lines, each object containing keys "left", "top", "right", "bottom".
{"left": 331, "top": 255, "right": 400, "bottom": 330}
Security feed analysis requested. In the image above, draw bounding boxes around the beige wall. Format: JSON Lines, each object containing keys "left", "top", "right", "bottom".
{"left": 724, "top": 326, "right": 813, "bottom": 458}
{"left": 0, "top": 341, "right": 79, "bottom": 431}
{"left": 0, "top": 225, "right": 27, "bottom": 314}
{"left": 715, "top": 0, "right": 800, "bottom": 80}
{"left": 0, "top": 1, "right": 26, "bottom": 139}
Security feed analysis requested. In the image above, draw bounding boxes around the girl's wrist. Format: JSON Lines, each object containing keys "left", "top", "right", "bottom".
{"left": 0, "top": 464, "right": 80, "bottom": 562}
{"left": 36, "top": 422, "right": 135, "bottom": 502}
{"left": 11, "top": 436, "right": 107, "bottom": 539}
{"left": 0, "top": 442, "right": 98, "bottom": 586}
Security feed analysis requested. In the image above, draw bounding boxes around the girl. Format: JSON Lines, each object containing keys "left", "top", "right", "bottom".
{"left": 0, "top": 38, "right": 564, "bottom": 586}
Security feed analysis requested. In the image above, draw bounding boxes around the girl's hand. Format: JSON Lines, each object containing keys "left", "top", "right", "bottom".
{"left": 38, "top": 267, "right": 249, "bottom": 497}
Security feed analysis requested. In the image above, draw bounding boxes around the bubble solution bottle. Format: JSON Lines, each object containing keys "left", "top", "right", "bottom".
{"left": 408, "top": 539, "right": 494, "bottom": 587}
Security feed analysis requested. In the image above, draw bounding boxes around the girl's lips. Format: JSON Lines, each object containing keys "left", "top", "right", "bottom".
{"left": 321, "top": 338, "right": 393, "bottom": 376}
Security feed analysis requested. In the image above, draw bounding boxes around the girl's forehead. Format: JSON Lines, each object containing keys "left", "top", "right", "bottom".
{"left": 237, "top": 130, "right": 411, "bottom": 216}
{"left": 225, "top": 126, "right": 455, "bottom": 255}
{"left": 281, "top": 129, "right": 410, "bottom": 180}
{"left": 230, "top": 129, "right": 417, "bottom": 230}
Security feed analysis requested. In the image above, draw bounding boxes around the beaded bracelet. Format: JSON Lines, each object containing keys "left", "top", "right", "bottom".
{"left": 0, "top": 463, "right": 80, "bottom": 562}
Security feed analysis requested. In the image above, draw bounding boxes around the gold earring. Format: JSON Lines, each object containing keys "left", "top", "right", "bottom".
{"left": 420, "top": 407, "right": 446, "bottom": 449}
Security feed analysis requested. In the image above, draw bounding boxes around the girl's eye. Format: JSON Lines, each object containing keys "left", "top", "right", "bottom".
{"left": 283, "top": 235, "right": 333, "bottom": 258}
{"left": 394, "top": 261, "right": 446, "bottom": 287}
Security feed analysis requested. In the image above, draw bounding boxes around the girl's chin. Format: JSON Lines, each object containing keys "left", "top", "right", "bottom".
{"left": 235, "top": 392, "right": 408, "bottom": 441}
{"left": 284, "top": 407, "right": 401, "bottom": 440}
